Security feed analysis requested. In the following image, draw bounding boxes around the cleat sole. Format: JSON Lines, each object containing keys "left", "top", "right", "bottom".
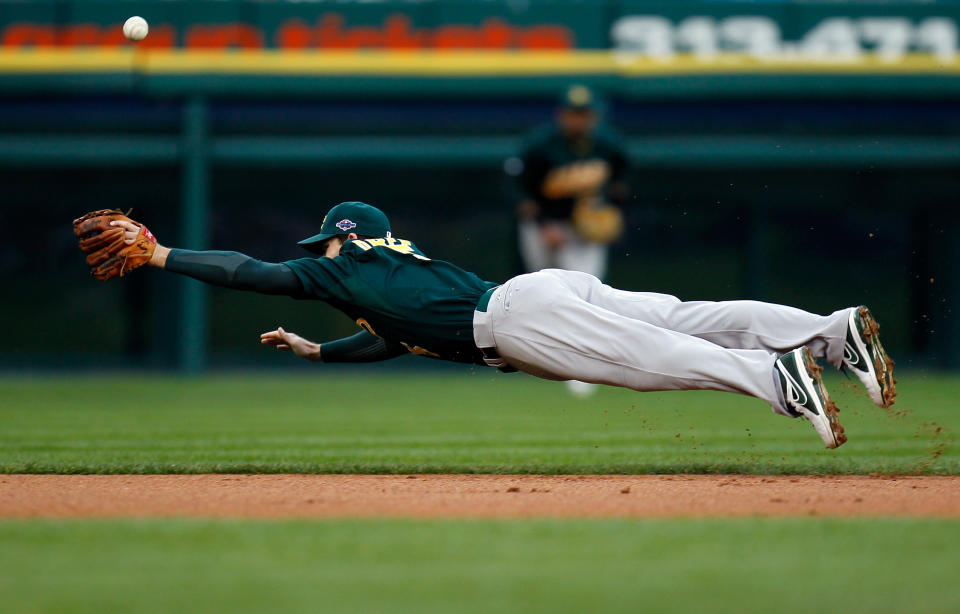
{"left": 803, "top": 348, "right": 847, "bottom": 448}
{"left": 858, "top": 307, "right": 897, "bottom": 408}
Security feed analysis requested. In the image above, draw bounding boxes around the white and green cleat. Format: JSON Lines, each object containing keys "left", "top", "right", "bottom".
{"left": 843, "top": 306, "right": 896, "bottom": 408}
{"left": 776, "top": 347, "right": 847, "bottom": 449}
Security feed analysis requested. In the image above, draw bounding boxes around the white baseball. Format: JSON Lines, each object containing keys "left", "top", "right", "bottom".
{"left": 123, "top": 16, "right": 149, "bottom": 42}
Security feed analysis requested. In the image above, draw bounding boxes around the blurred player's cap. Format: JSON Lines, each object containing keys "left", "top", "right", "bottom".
{"left": 298, "top": 201, "right": 392, "bottom": 253}
{"left": 559, "top": 84, "right": 597, "bottom": 111}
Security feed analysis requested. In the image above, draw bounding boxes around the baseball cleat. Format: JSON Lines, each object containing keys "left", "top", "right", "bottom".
{"left": 776, "top": 347, "right": 847, "bottom": 449}
{"left": 842, "top": 306, "right": 896, "bottom": 408}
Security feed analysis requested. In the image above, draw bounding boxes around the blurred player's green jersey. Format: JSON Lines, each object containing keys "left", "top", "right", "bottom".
{"left": 284, "top": 237, "right": 498, "bottom": 364}
{"left": 520, "top": 125, "right": 628, "bottom": 221}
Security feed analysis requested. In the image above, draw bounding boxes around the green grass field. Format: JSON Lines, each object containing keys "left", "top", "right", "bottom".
{"left": 1, "top": 518, "right": 958, "bottom": 614}
{"left": 0, "top": 371, "right": 955, "bottom": 474}
{"left": 2, "top": 371, "right": 958, "bottom": 613}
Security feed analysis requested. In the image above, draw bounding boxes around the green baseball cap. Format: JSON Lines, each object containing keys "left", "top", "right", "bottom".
{"left": 298, "top": 201, "right": 391, "bottom": 253}
{"left": 559, "top": 84, "right": 597, "bottom": 110}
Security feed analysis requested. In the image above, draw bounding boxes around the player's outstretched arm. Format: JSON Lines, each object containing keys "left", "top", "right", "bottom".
{"left": 110, "top": 220, "right": 303, "bottom": 296}
{"left": 260, "top": 329, "right": 407, "bottom": 364}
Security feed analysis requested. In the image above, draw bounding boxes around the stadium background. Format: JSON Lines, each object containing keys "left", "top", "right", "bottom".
{"left": 2, "top": 3, "right": 960, "bottom": 612}
{"left": 2, "top": 0, "right": 959, "bottom": 371}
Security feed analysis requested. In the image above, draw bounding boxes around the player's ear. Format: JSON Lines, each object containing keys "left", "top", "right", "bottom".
{"left": 346, "top": 232, "right": 359, "bottom": 240}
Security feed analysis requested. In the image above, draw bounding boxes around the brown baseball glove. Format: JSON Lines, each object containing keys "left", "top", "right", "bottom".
{"left": 572, "top": 199, "right": 624, "bottom": 244}
{"left": 73, "top": 209, "right": 157, "bottom": 280}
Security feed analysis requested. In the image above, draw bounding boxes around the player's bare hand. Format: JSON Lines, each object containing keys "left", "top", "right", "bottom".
{"left": 541, "top": 222, "right": 569, "bottom": 249}
{"left": 109, "top": 219, "right": 142, "bottom": 245}
{"left": 517, "top": 200, "right": 540, "bottom": 220}
{"left": 108, "top": 219, "right": 169, "bottom": 266}
{"left": 260, "top": 327, "right": 322, "bottom": 362}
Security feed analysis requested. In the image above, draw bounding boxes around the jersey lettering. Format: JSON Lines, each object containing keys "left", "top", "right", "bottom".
{"left": 358, "top": 320, "right": 438, "bottom": 357}
{"left": 356, "top": 318, "right": 378, "bottom": 337}
{"left": 352, "top": 237, "right": 431, "bottom": 261}
{"left": 401, "top": 342, "right": 440, "bottom": 358}
{"left": 366, "top": 237, "right": 412, "bottom": 252}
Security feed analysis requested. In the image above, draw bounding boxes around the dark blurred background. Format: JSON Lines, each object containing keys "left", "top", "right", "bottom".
{"left": 2, "top": 0, "right": 959, "bottom": 370}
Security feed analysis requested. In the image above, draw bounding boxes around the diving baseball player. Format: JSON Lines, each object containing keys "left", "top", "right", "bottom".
{"left": 514, "top": 84, "right": 629, "bottom": 280}
{"left": 73, "top": 202, "right": 895, "bottom": 449}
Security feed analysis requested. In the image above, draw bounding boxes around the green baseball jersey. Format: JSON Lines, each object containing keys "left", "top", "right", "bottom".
{"left": 519, "top": 125, "right": 628, "bottom": 221}
{"left": 284, "top": 237, "right": 498, "bottom": 364}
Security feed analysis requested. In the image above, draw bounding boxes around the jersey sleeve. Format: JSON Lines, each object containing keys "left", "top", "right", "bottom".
{"left": 321, "top": 330, "right": 408, "bottom": 363}
{"left": 603, "top": 130, "right": 629, "bottom": 181}
{"left": 599, "top": 130, "right": 630, "bottom": 205}
{"left": 610, "top": 144, "right": 628, "bottom": 182}
{"left": 519, "top": 139, "right": 551, "bottom": 201}
{"left": 165, "top": 249, "right": 303, "bottom": 296}
{"left": 282, "top": 251, "right": 358, "bottom": 302}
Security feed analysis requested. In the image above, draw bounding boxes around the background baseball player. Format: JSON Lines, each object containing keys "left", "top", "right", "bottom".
{"left": 74, "top": 202, "right": 895, "bottom": 450}
{"left": 513, "top": 84, "right": 630, "bottom": 396}
{"left": 514, "top": 84, "right": 629, "bottom": 279}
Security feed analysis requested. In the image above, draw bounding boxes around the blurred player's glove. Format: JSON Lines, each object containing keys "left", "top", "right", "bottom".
{"left": 542, "top": 160, "right": 610, "bottom": 199}
{"left": 72, "top": 209, "right": 157, "bottom": 280}
{"left": 572, "top": 199, "right": 624, "bottom": 244}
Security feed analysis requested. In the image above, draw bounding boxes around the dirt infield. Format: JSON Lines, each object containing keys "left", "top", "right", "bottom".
{"left": 2, "top": 474, "right": 959, "bottom": 518}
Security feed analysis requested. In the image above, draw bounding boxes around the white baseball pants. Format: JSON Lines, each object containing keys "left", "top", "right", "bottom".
{"left": 473, "top": 269, "right": 853, "bottom": 414}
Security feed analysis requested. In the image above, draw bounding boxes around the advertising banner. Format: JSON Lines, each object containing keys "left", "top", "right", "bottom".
{"left": 0, "top": 1, "right": 957, "bottom": 84}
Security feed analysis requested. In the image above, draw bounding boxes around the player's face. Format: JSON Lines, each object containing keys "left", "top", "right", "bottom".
{"left": 557, "top": 108, "right": 597, "bottom": 139}
{"left": 323, "top": 237, "right": 345, "bottom": 258}
{"left": 322, "top": 233, "right": 360, "bottom": 258}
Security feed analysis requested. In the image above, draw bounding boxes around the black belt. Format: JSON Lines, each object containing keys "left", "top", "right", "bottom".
{"left": 479, "top": 347, "right": 517, "bottom": 373}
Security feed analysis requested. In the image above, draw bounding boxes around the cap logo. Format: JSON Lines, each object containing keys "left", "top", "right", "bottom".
{"left": 567, "top": 85, "right": 592, "bottom": 106}
{"left": 336, "top": 219, "right": 357, "bottom": 231}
